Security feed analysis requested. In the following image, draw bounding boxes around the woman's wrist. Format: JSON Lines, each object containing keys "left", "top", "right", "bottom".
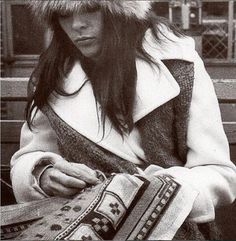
{"left": 32, "top": 158, "right": 54, "bottom": 196}
{"left": 39, "top": 166, "right": 54, "bottom": 196}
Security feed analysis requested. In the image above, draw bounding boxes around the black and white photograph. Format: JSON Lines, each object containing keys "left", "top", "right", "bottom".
{"left": 1, "top": 0, "right": 236, "bottom": 240}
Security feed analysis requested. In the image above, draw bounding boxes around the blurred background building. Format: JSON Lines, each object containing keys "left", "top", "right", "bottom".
{"left": 153, "top": 0, "right": 236, "bottom": 75}
{"left": 1, "top": 0, "right": 235, "bottom": 78}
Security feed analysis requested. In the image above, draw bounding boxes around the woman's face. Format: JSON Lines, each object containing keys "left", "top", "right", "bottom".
{"left": 58, "top": 10, "right": 103, "bottom": 60}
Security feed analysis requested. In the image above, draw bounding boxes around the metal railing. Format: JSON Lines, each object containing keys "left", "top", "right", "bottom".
{"left": 154, "top": 0, "right": 236, "bottom": 63}
{"left": 202, "top": 19, "right": 236, "bottom": 62}
{"left": 202, "top": 0, "right": 235, "bottom": 63}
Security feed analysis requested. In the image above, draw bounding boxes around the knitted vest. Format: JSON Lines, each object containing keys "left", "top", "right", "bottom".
{"left": 41, "top": 59, "right": 220, "bottom": 240}
{"left": 41, "top": 60, "right": 193, "bottom": 175}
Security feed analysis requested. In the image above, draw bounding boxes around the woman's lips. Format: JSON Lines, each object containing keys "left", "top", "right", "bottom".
{"left": 74, "top": 37, "right": 95, "bottom": 46}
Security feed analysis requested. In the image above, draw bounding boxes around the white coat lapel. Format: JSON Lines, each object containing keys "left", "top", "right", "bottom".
{"left": 133, "top": 58, "right": 180, "bottom": 122}
{"left": 49, "top": 62, "right": 143, "bottom": 163}
{"left": 49, "top": 58, "right": 180, "bottom": 161}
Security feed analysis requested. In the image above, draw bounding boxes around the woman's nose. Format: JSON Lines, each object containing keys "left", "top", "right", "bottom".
{"left": 71, "top": 14, "right": 88, "bottom": 31}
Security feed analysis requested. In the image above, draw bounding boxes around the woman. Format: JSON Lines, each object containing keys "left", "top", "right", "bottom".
{"left": 11, "top": 0, "right": 236, "bottom": 240}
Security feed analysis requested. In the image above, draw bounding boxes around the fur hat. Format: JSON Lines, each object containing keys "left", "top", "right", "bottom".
{"left": 29, "top": 1, "right": 152, "bottom": 24}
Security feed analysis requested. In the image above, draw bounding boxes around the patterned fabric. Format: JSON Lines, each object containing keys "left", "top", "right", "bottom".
{"left": 1, "top": 197, "right": 68, "bottom": 240}
{"left": 1, "top": 222, "right": 33, "bottom": 240}
{"left": 17, "top": 174, "right": 180, "bottom": 240}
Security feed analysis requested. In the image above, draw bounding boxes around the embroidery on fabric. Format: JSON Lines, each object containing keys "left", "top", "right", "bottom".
{"left": 54, "top": 178, "right": 113, "bottom": 240}
{"left": 133, "top": 176, "right": 179, "bottom": 240}
{"left": 17, "top": 174, "right": 180, "bottom": 240}
{"left": 1, "top": 221, "right": 32, "bottom": 240}
{"left": 55, "top": 175, "right": 148, "bottom": 240}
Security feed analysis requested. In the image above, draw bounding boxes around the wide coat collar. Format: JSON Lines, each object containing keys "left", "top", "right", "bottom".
{"left": 48, "top": 27, "right": 195, "bottom": 162}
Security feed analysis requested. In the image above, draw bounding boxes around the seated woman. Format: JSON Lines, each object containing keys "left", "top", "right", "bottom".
{"left": 11, "top": 0, "right": 236, "bottom": 240}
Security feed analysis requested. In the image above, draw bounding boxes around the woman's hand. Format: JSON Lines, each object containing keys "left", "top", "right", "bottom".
{"left": 40, "top": 162, "right": 100, "bottom": 197}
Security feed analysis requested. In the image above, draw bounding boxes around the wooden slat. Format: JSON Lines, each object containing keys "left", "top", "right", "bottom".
{"left": 1, "top": 143, "right": 20, "bottom": 166}
{"left": 1, "top": 120, "right": 235, "bottom": 144}
{"left": 1, "top": 78, "right": 235, "bottom": 100}
{"left": 1, "top": 120, "right": 24, "bottom": 143}
{"left": 223, "top": 122, "right": 236, "bottom": 144}
{"left": 1, "top": 197, "right": 68, "bottom": 226}
{"left": 1, "top": 78, "right": 236, "bottom": 143}
{"left": 220, "top": 103, "right": 236, "bottom": 122}
{"left": 0, "top": 78, "right": 236, "bottom": 144}
{"left": 213, "top": 79, "right": 236, "bottom": 103}
{"left": 1, "top": 78, "right": 28, "bottom": 101}
{"left": 1, "top": 78, "right": 236, "bottom": 101}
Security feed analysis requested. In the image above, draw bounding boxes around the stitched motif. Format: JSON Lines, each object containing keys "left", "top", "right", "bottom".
{"left": 1, "top": 222, "right": 32, "bottom": 240}
{"left": 92, "top": 217, "right": 109, "bottom": 232}
{"left": 66, "top": 224, "right": 102, "bottom": 240}
{"left": 81, "top": 235, "right": 93, "bottom": 241}
{"left": 94, "top": 191, "right": 126, "bottom": 229}
{"left": 110, "top": 203, "right": 121, "bottom": 215}
{"left": 16, "top": 174, "right": 181, "bottom": 240}
{"left": 134, "top": 176, "right": 179, "bottom": 240}
{"left": 54, "top": 179, "right": 112, "bottom": 240}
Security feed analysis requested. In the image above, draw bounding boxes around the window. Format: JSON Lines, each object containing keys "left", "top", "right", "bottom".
{"left": 202, "top": 1, "right": 235, "bottom": 62}
{"left": 1, "top": 0, "right": 49, "bottom": 77}
{"left": 11, "top": 4, "right": 45, "bottom": 55}
{"left": 152, "top": 2, "right": 169, "bottom": 19}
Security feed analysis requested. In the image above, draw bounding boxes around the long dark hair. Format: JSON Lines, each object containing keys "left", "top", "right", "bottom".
{"left": 26, "top": 8, "right": 183, "bottom": 135}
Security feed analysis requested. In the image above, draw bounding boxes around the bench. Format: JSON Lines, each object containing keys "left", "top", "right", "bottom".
{"left": 1, "top": 77, "right": 236, "bottom": 239}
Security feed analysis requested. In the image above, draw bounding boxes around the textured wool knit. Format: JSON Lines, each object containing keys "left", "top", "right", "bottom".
{"left": 41, "top": 59, "right": 220, "bottom": 240}
{"left": 136, "top": 59, "right": 194, "bottom": 168}
{"left": 41, "top": 60, "right": 194, "bottom": 175}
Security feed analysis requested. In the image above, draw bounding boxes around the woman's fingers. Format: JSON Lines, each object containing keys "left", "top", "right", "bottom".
{"left": 55, "top": 162, "right": 100, "bottom": 185}
{"left": 41, "top": 168, "right": 86, "bottom": 197}
{"left": 40, "top": 162, "right": 101, "bottom": 197}
{"left": 49, "top": 181, "right": 78, "bottom": 197}
{"left": 50, "top": 168, "right": 87, "bottom": 189}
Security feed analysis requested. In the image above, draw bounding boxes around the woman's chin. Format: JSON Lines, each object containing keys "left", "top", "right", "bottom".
{"left": 78, "top": 47, "right": 100, "bottom": 60}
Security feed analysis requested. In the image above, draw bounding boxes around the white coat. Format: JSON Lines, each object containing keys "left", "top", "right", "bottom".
{"left": 11, "top": 27, "right": 236, "bottom": 224}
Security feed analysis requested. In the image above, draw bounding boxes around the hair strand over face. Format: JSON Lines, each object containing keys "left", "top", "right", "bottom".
{"left": 26, "top": 5, "right": 185, "bottom": 136}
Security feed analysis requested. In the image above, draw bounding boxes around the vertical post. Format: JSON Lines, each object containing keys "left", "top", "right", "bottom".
{"left": 199, "top": 3, "right": 202, "bottom": 25}
{"left": 234, "top": 19, "right": 236, "bottom": 61}
{"left": 181, "top": 1, "right": 190, "bottom": 29}
{"left": 169, "top": 4, "right": 173, "bottom": 23}
{"left": 1, "top": 0, "right": 7, "bottom": 77}
{"left": 2, "top": 0, "right": 13, "bottom": 77}
{"left": 228, "top": 0, "right": 234, "bottom": 61}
